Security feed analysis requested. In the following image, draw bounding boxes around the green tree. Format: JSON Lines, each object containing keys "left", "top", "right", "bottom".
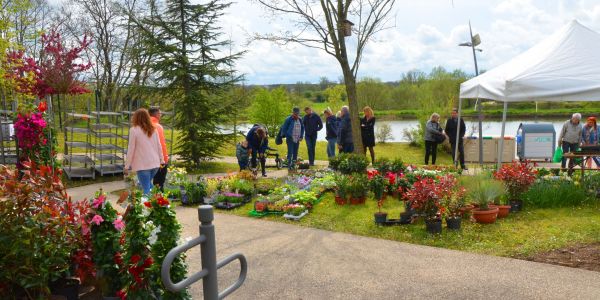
{"left": 356, "top": 77, "right": 390, "bottom": 110}
{"left": 249, "top": 87, "right": 291, "bottom": 136}
{"left": 136, "top": 0, "right": 243, "bottom": 166}
{"left": 323, "top": 84, "right": 347, "bottom": 112}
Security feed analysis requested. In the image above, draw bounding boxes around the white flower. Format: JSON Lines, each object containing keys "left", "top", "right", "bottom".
{"left": 149, "top": 225, "right": 161, "bottom": 245}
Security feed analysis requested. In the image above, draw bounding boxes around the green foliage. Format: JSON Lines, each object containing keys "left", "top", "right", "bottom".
{"left": 183, "top": 182, "right": 207, "bottom": 205}
{"left": 334, "top": 174, "right": 350, "bottom": 199}
{"left": 90, "top": 192, "right": 123, "bottom": 296}
{"left": 357, "top": 77, "right": 391, "bottom": 110}
{"left": 147, "top": 193, "right": 191, "bottom": 300}
{"left": 0, "top": 166, "right": 76, "bottom": 298}
{"left": 376, "top": 123, "right": 393, "bottom": 143}
{"left": 336, "top": 153, "right": 369, "bottom": 175}
{"left": 524, "top": 179, "right": 591, "bottom": 208}
{"left": 249, "top": 87, "right": 291, "bottom": 135}
{"left": 216, "top": 192, "right": 245, "bottom": 203}
{"left": 292, "top": 190, "right": 318, "bottom": 207}
{"left": 137, "top": 0, "right": 243, "bottom": 166}
{"left": 348, "top": 174, "right": 369, "bottom": 198}
{"left": 466, "top": 175, "right": 505, "bottom": 210}
{"left": 369, "top": 174, "right": 387, "bottom": 200}
{"left": 231, "top": 179, "right": 254, "bottom": 196}
{"left": 323, "top": 84, "right": 347, "bottom": 111}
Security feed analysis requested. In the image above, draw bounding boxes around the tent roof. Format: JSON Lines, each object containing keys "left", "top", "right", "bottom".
{"left": 460, "top": 20, "right": 600, "bottom": 102}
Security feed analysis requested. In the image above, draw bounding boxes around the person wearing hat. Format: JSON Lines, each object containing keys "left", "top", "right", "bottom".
{"left": 558, "top": 113, "right": 583, "bottom": 170}
{"left": 582, "top": 116, "right": 600, "bottom": 168}
{"left": 280, "top": 107, "right": 305, "bottom": 169}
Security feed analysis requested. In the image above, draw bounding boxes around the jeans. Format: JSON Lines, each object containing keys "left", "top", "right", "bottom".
{"left": 251, "top": 150, "right": 266, "bottom": 175}
{"left": 561, "top": 142, "right": 579, "bottom": 169}
{"left": 152, "top": 164, "right": 168, "bottom": 192}
{"left": 138, "top": 168, "right": 159, "bottom": 195}
{"left": 341, "top": 143, "right": 354, "bottom": 153}
{"left": 238, "top": 159, "right": 248, "bottom": 171}
{"left": 450, "top": 140, "right": 465, "bottom": 168}
{"left": 305, "top": 134, "right": 317, "bottom": 165}
{"left": 425, "top": 140, "right": 438, "bottom": 165}
{"left": 286, "top": 139, "right": 300, "bottom": 169}
{"left": 326, "top": 137, "right": 336, "bottom": 158}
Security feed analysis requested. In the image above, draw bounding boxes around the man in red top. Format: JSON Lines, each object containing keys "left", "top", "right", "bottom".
{"left": 149, "top": 107, "right": 169, "bottom": 191}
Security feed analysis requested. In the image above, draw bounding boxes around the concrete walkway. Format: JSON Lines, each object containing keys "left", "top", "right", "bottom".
{"left": 67, "top": 182, "right": 600, "bottom": 299}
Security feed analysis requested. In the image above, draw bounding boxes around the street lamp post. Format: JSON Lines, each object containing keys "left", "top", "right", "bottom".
{"left": 459, "top": 20, "right": 483, "bottom": 167}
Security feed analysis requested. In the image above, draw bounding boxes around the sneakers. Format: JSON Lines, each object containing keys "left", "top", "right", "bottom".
{"left": 262, "top": 173, "right": 267, "bottom": 177}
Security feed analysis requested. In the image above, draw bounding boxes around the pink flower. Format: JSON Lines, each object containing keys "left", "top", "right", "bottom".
{"left": 92, "top": 194, "right": 106, "bottom": 208}
{"left": 113, "top": 216, "right": 125, "bottom": 231}
{"left": 90, "top": 214, "right": 104, "bottom": 226}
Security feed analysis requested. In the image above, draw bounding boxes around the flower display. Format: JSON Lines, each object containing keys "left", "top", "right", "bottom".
{"left": 494, "top": 161, "right": 537, "bottom": 200}
{"left": 90, "top": 214, "right": 104, "bottom": 225}
{"left": 113, "top": 216, "right": 125, "bottom": 231}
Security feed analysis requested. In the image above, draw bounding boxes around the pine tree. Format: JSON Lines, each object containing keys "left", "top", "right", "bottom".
{"left": 136, "top": 0, "right": 242, "bottom": 166}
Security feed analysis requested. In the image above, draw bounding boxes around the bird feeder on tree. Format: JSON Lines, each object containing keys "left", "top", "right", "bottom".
{"left": 342, "top": 20, "right": 354, "bottom": 37}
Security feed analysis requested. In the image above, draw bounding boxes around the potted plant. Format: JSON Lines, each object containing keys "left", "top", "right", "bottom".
{"left": 283, "top": 204, "right": 308, "bottom": 220}
{"left": 349, "top": 174, "right": 368, "bottom": 205}
{"left": 369, "top": 173, "right": 387, "bottom": 201}
{"left": 494, "top": 160, "right": 537, "bottom": 212}
{"left": 439, "top": 177, "right": 466, "bottom": 230}
{"left": 291, "top": 190, "right": 318, "bottom": 209}
{"left": 403, "top": 177, "right": 444, "bottom": 234}
{"left": 334, "top": 174, "right": 349, "bottom": 205}
{"left": 374, "top": 198, "right": 388, "bottom": 224}
{"left": 469, "top": 179, "right": 504, "bottom": 224}
{"left": 494, "top": 194, "right": 512, "bottom": 218}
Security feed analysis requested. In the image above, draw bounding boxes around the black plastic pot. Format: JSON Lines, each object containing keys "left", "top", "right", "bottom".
{"left": 50, "top": 278, "right": 79, "bottom": 300}
{"left": 399, "top": 212, "right": 413, "bottom": 224}
{"left": 374, "top": 212, "right": 388, "bottom": 224}
{"left": 446, "top": 217, "right": 462, "bottom": 230}
{"left": 425, "top": 219, "right": 442, "bottom": 234}
{"left": 510, "top": 199, "right": 523, "bottom": 212}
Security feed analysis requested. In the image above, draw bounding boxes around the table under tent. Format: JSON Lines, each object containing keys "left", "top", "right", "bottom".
{"left": 456, "top": 20, "right": 600, "bottom": 168}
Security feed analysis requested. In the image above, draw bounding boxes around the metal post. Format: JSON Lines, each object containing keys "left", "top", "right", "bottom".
{"left": 454, "top": 98, "right": 462, "bottom": 166}
{"left": 468, "top": 21, "right": 483, "bottom": 167}
{"left": 199, "top": 205, "right": 219, "bottom": 299}
{"left": 497, "top": 101, "right": 508, "bottom": 170}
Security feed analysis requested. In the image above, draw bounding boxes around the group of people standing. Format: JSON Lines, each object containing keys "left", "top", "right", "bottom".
{"left": 423, "top": 108, "right": 468, "bottom": 170}
{"left": 559, "top": 113, "right": 599, "bottom": 169}
{"left": 238, "top": 105, "right": 378, "bottom": 173}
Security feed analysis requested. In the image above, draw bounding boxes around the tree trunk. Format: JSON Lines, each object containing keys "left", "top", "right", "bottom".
{"left": 342, "top": 69, "right": 363, "bottom": 154}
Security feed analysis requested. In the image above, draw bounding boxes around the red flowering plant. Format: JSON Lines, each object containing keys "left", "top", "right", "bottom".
{"left": 493, "top": 161, "right": 537, "bottom": 201}
{"left": 437, "top": 175, "right": 467, "bottom": 219}
{"left": 118, "top": 190, "right": 155, "bottom": 299}
{"left": 88, "top": 190, "right": 124, "bottom": 297}
{"left": 403, "top": 176, "right": 446, "bottom": 221}
{"left": 0, "top": 164, "right": 78, "bottom": 298}
{"left": 14, "top": 102, "right": 57, "bottom": 168}
{"left": 145, "top": 189, "right": 191, "bottom": 299}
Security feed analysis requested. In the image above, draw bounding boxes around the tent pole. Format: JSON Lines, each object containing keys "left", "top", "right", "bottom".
{"left": 454, "top": 99, "right": 462, "bottom": 167}
{"left": 477, "top": 98, "right": 483, "bottom": 166}
{"left": 497, "top": 101, "right": 508, "bottom": 170}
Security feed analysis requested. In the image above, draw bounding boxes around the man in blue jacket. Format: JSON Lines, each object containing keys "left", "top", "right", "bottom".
{"left": 303, "top": 106, "right": 323, "bottom": 166}
{"left": 337, "top": 106, "right": 354, "bottom": 153}
{"left": 246, "top": 124, "right": 268, "bottom": 177}
{"left": 280, "top": 107, "right": 304, "bottom": 169}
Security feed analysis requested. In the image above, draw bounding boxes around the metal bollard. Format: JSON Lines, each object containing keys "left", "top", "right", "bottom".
{"left": 161, "top": 205, "right": 247, "bottom": 300}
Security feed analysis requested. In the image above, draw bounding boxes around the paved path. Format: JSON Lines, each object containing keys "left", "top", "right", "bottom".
{"left": 67, "top": 181, "right": 600, "bottom": 299}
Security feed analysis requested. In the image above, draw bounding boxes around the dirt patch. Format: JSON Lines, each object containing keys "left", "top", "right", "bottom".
{"left": 521, "top": 243, "right": 600, "bottom": 272}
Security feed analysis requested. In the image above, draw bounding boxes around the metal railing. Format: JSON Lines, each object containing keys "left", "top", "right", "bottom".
{"left": 161, "top": 205, "right": 247, "bottom": 299}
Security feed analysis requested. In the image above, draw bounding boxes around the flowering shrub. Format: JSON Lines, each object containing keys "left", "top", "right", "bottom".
{"left": 0, "top": 164, "right": 76, "bottom": 298}
{"left": 146, "top": 192, "right": 191, "bottom": 299}
{"left": 494, "top": 161, "right": 537, "bottom": 200}
{"left": 89, "top": 191, "right": 124, "bottom": 296}
{"left": 14, "top": 103, "right": 57, "bottom": 167}
{"left": 404, "top": 174, "right": 463, "bottom": 221}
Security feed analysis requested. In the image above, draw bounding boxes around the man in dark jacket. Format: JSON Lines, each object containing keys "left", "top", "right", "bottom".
{"left": 303, "top": 106, "right": 323, "bottom": 166}
{"left": 324, "top": 108, "right": 337, "bottom": 158}
{"left": 444, "top": 108, "right": 467, "bottom": 170}
{"left": 337, "top": 106, "right": 354, "bottom": 153}
{"left": 246, "top": 124, "right": 269, "bottom": 176}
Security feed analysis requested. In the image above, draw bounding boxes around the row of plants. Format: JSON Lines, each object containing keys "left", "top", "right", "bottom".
{"left": 0, "top": 163, "right": 190, "bottom": 299}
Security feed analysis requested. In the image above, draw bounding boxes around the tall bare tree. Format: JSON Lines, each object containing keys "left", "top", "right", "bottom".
{"left": 253, "top": 0, "right": 396, "bottom": 154}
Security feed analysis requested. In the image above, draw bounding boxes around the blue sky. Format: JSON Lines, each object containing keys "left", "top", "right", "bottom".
{"left": 214, "top": 0, "right": 600, "bottom": 84}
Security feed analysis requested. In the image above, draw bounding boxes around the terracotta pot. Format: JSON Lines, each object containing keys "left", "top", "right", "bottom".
{"left": 472, "top": 207, "right": 499, "bottom": 224}
{"left": 334, "top": 195, "right": 347, "bottom": 205}
{"left": 497, "top": 205, "right": 511, "bottom": 218}
{"left": 254, "top": 201, "right": 267, "bottom": 212}
{"left": 458, "top": 205, "right": 474, "bottom": 216}
{"left": 350, "top": 197, "right": 365, "bottom": 205}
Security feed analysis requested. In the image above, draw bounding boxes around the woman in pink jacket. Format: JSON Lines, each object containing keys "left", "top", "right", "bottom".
{"left": 125, "top": 109, "right": 165, "bottom": 195}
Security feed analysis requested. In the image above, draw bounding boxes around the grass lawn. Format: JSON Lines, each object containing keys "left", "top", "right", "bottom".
{"left": 218, "top": 193, "right": 600, "bottom": 258}
{"left": 218, "top": 139, "right": 452, "bottom": 165}
{"left": 171, "top": 161, "right": 240, "bottom": 175}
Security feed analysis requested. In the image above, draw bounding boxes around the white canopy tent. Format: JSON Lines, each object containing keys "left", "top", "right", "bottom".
{"left": 458, "top": 20, "right": 600, "bottom": 167}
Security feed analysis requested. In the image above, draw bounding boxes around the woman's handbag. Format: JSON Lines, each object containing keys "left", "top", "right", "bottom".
{"left": 434, "top": 133, "right": 446, "bottom": 143}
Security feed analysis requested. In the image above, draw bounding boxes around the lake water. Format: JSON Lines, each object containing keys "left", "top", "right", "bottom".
{"left": 225, "top": 118, "right": 568, "bottom": 142}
